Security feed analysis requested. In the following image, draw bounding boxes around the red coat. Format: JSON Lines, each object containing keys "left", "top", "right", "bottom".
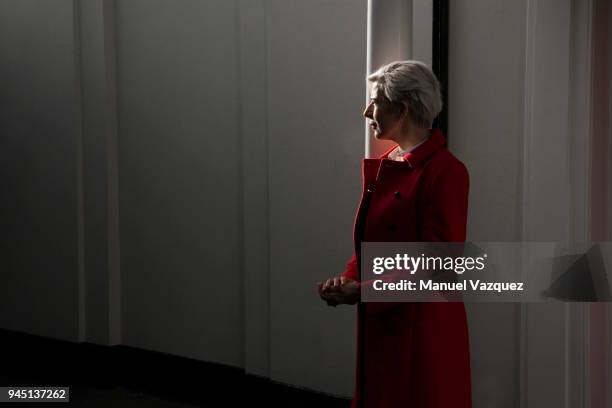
{"left": 342, "top": 129, "right": 472, "bottom": 408}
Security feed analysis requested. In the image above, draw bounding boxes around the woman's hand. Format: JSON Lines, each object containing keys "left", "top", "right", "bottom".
{"left": 317, "top": 276, "right": 360, "bottom": 306}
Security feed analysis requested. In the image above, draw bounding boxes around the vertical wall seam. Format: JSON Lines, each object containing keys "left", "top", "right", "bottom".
{"left": 235, "top": 0, "right": 246, "bottom": 370}
{"left": 566, "top": 2, "right": 575, "bottom": 406}
{"left": 103, "top": 0, "right": 121, "bottom": 345}
{"left": 520, "top": 1, "right": 537, "bottom": 405}
{"left": 263, "top": 0, "right": 272, "bottom": 379}
{"left": 73, "top": 0, "right": 87, "bottom": 343}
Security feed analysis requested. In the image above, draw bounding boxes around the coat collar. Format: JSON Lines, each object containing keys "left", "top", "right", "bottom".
{"left": 379, "top": 128, "right": 447, "bottom": 168}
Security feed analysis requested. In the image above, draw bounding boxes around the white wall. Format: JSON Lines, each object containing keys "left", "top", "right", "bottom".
{"left": 0, "top": 0, "right": 366, "bottom": 397}
{"left": 266, "top": 0, "right": 366, "bottom": 396}
{"left": 114, "top": 1, "right": 366, "bottom": 395}
{"left": 448, "top": 1, "right": 526, "bottom": 407}
{"left": 0, "top": 0, "right": 80, "bottom": 341}
{"left": 448, "top": 1, "right": 612, "bottom": 407}
{"left": 116, "top": 0, "right": 244, "bottom": 368}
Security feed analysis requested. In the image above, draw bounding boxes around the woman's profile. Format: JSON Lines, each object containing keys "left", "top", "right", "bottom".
{"left": 318, "top": 60, "right": 472, "bottom": 408}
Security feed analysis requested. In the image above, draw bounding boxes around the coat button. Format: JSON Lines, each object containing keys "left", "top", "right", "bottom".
{"left": 394, "top": 191, "right": 401, "bottom": 199}
{"left": 388, "top": 224, "right": 397, "bottom": 231}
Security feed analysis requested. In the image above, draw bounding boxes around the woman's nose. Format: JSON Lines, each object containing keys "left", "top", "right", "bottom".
{"left": 363, "top": 104, "right": 373, "bottom": 119}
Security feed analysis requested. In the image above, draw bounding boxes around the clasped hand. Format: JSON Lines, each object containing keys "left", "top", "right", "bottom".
{"left": 317, "top": 276, "right": 360, "bottom": 307}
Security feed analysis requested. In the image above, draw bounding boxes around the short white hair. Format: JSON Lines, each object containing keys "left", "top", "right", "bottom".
{"left": 367, "top": 60, "right": 442, "bottom": 128}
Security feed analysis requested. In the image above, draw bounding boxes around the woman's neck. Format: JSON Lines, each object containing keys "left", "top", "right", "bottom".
{"left": 396, "top": 127, "right": 430, "bottom": 152}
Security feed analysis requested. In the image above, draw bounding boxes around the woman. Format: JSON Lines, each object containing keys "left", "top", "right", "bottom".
{"left": 318, "top": 61, "right": 472, "bottom": 408}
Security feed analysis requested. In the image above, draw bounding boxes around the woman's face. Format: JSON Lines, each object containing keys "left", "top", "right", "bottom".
{"left": 363, "top": 83, "right": 404, "bottom": 141}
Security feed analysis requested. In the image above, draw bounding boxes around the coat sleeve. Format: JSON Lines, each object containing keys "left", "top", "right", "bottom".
{"left": 341, "top": 253, "right": 407, "bottom": 311}
{"left": 340, "top": 253, "right": 359, "bottom": 281}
